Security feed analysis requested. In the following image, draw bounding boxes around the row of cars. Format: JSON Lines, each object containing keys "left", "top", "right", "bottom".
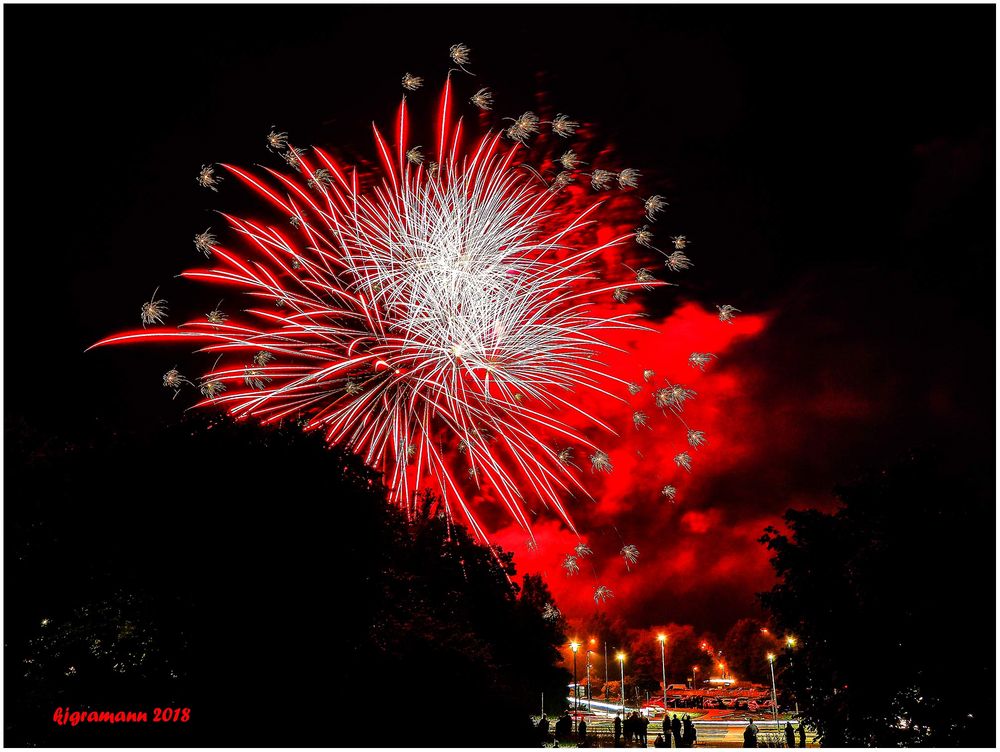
{"left": 647, "top": 687, "right": 775, "bottom": 711}
{"left": 700, "top": 695, "right": 774, "bottom": 711}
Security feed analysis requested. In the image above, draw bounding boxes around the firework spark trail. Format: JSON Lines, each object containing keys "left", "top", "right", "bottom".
{"left": 91, "top": 52, "right": 724, "bottom": 586}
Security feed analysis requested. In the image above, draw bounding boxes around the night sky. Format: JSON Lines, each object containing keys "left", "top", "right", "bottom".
{"left": 6, "top": 5, "right": 993, "bottom": 638}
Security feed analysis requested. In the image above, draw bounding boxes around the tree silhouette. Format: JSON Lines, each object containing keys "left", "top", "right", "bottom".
{"left": 759, "top": 451, "right": 993, "bottom": 746}
{"left": 7, "top": 415, "right": 568, "bottom": 746}
{"left": 721, "top": 618, "right": 776, "bottom": 685}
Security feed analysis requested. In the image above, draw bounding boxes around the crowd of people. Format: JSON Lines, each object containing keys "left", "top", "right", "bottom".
{"left": 651, "top": 713, "right": 698, "bottom": 748}
{"left": 741, "top": 719, "right": 807, "bottom": 748}
{"left": 536, "top": 712, "right": 809, "bottom": 747}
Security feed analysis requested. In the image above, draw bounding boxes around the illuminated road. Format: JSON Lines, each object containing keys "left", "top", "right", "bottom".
{"left": 552, "top": 700, "right": 820, "bottom": 747}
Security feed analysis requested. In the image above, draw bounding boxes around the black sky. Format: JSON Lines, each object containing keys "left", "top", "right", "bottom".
{"left": 5, "top": 4, "right": 995, "bottom": 632}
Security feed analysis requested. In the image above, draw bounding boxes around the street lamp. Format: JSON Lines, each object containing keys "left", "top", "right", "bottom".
{"left": 657, "top": 634, "right": 668, "bottom": 718}
{"left": 785, "top": 637, "right": 799, "bottom": 715}
{"left": 617, "top": 652, "right": 627, "bottom": 717}
{"left": 570, "top": 641, "right": 580, "bottom": 732}
{"left": 692, "top": 666, "right": 699, "bottom": 690}
{"left": 767, "top": 653, "right": 779, "bottom": 726}
{"left": 586, "top": 651, "right": 594, "bottom": 712}
{"left": 603, "top": 640, "right": 609, "bottom": 697}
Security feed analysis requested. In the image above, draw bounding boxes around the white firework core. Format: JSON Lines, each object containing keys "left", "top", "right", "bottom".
{"left": 96, "top": 77, "right": 686, "bottom": 546}
{"left": 179, "top": 108, "right": 655, "bottom": 541}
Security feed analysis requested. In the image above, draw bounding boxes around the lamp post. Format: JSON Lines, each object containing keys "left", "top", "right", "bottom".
{"left": 570, "top": 642, "right": 580, "bottom": 732}
{"left": 586, "top": 651, "right": 594, "bottom": 712}
{"left": 767, "top": 653, "right": 779, "bottom": 726}
{"left": 785, "top": 637, "right": 799, "bottom": 716}
{"left": 692, "top": 666, "right": 699, "bottom": 690}
{"left": 657, "top": 634, "right": 668, "bottom": 718}
{"left": 617, "top": 652, "right": 627, "bottom": 717}
{"left": 604, "top": 641, "right": 609, "bottom": 696}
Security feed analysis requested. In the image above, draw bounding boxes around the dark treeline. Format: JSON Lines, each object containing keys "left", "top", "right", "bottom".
{"left": 7, "top": 415, "right": 569, "bottom": 746}
{"left": 760, "top": 451, "right": 994, "bottom": 747}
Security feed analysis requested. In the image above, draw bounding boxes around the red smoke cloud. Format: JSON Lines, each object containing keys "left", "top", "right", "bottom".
{"left": 486, "top": 300, "right": 779, "bottom": 628}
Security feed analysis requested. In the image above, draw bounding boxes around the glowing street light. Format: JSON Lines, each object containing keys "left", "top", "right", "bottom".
{"left": 586, "top": 650, "right": 594, "bottom": 711}
{"left": 601, "top": 639, "right": 608, "bottom": 695}
{"left": 617, "top": 652, "right": 627, "bottom": 717}
{"left": 570, "top": 641, "right": 580, "bottom": 732}
{"left": 692, "top": 665, "right": 700, "bottom": 690}
{"left": 785, "top": 636, "right": 799, "bottom": 714}
{"left": 657, "top": 634, "right": 668, "bottom": 717}
{"left": 767, "top": 653, "right": 779, "bottom": 725}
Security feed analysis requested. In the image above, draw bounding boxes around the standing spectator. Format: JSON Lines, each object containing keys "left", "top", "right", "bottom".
{"left": 681, "top": 715, "right": 697, "bottom": 748}
{"left": 663, "top": 713, "right": 672, "bottom": 746}
{"left": 798, "top": 723, "right": 806, "bottom": 748}
{"left": 743, "top": 720, "right": 758, "bottom": 748}
{"left": 579, "top": 719, "right": 588, "bottom": 746}
{"left": 614, "top": 713, "right": 623, "bottom": 747}
{"left": 640, "top": 714, "right": 650, "bottom": 746}
{"left": 555, "top": 712, "right": 571, "bottom": 742}
{"left": 671, "top": 714, "right": 682, "bottom": 748}
{"left": 785, "top": 722, "right": 795, "bottom": 748}
{"left": 538, "top": 716, "right": 550, "bottom": 745}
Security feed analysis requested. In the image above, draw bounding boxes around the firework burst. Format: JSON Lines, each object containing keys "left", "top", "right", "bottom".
{"left": 542, "top": 602, "right": 561, "bottom": 621}
{"left": 563, "top": 555, "right": 580, "bottom": 576}
{"left": 665, "top": 250, "right": 693, "bottom": 272}
{"left": 620, "top": 544, "right": 640, "bottom": 570}
{"left": 92, "top": 48, "right": 728, "bottom": 582}
{"left": 687, "top": 429, "right": 708, "bottom": 448}
{"left": 643, "top": 195, "right": 668, "bottom": 222}
{"left": 140, "top": 289, "right": 168, "bottom": 327}
{"left": 266, "top": 130, "right": 289, "bottom": 151}
{"left": 401, "top": 73, "right": 424, "bottom": 91}
{"left": 196, "top": 164, "right": 222, "bottom": 191}
{"left": 717, "top": 304, "right": 741, "bottom": 323}
{"left": 469, "top": 87, "right": 493, "bottom": 111}
{"left": 688, "top": 352, "right": 716, "bottom": 370}
{"left": 193, "top": 229, "right": 216, "bottom": 258}
{"left": 558, "top": 150, "right": 582, "bottom": 170}
{"left": 593, "top": 585, "right": 614, "bottom": 603}
{"left": 551, "top": 114, "right": 580, "bottom": 138}
{"left": 92, "top": 66, "right": 674, "bottom": 545}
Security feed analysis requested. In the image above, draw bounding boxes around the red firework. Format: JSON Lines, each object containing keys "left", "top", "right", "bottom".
{"left": 91, "top": 52, "right": 706, "bottom": 564}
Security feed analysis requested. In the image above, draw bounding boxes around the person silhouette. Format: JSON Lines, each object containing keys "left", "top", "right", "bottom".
{"left": 614, "top": 713, "right": 622, "bottom": 747}
{"left": 681, "top": 715, "right": 696, "bottom": 748}
{"left": 555, "top": 712, "right": 572, "bottom": 742}
{"left": 538, "top": 716, "right": 550, "bottom": 745}
{"left": 798, "top": 723, "right": 806, "bottom": 748}
{"left": 671, "top": 714, "right": 682, "bottom": 748}
{"left": 743, "top": 720, "right": 758, "bottom": 748}
{"left": 785, "top": 722, "right": 795, "bottom": 748}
